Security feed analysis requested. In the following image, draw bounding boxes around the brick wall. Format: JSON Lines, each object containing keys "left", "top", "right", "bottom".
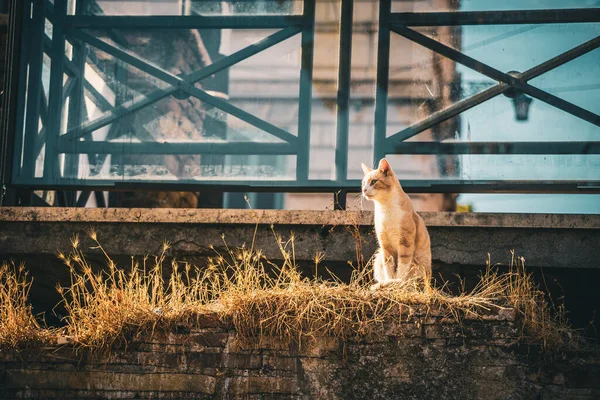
{"left": 1, "top": 308, "right": 599, "bottom": 399}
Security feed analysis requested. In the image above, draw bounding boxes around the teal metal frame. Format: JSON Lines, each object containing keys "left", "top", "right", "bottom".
{"left": 4, "top": 0, "right": 600, "bottom": 206}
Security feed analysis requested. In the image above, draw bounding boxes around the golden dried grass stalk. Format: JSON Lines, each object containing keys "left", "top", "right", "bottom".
{"left": 56, "top": 233, "right": 215, "bottom": 353}
{"left": 0, "top": 261, "right": 50, "bottom": 350}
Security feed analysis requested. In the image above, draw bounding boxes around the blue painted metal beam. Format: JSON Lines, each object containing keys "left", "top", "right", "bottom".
{"left": 334, "top": 0, "right": 353, "bottom": 185}
{"left": 64, "top": 15, "right": 304, "bottom": 29}
{"left": 393, "top": 142, "right": 600, "bottom": 155}
{"left": 7, "top": 0, "right": 30, "bottom": 185}
{"left": 42, "top": 0, "right": 68, "bottom": 180}
{"left": 373, "top": 0, "right": 392, "bottom": 165}
{"left": 296, "top": 0, "right": 315, "bottom": 182}
{"left": 56, "top": 140, "right": 297, "bottom": 155}
{"left": 391, "top": 8, "right": 600, "bottom": 26}
{"left": 10, "top": 178, "right": 600, "bottom": 195}
{"left": 61, "top": 77, "right": 76, "bottom": 103}
{"left": 21, "top": 0, "right": 46, "bottom": 179}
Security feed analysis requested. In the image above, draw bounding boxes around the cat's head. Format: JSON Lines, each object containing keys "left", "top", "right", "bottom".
{"left": 361, "top": 158, "right": 396, "bottom": 201}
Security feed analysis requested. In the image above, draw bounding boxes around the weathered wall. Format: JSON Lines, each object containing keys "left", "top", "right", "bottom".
{"left": 1, "top": 208, "right": 598, "bottom": 268}
{"left": 1, "top": 208, "right": 599, "bottom": 398}
{"left": 0, "top": 208, "right": 599, "bottom": 327}
{"left": 1, "top": 309, "right": 599, "bottom": 399}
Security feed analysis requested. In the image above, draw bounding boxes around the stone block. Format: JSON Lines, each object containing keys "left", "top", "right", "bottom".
{"left": 3, "top": 369, "right": 216, "bottom": 394}
{"left": 188, "top": 332, "right": 229, "bottom": 348}
{"left": 383, "top": 321, "right": 422, "bottom": 338}
{"left": 183, "top": 351, "right": 222, "bottom": 369}
{"left": 262, "top": 355, "right": 298, "bottom": 373}
{"left": 221, "top": 353, "right": 262, "bottom": 369}
{"left": 302, "top": 337, "right": 339, "bottom": 357}
{"left": 227, "top": 376, "right": 300, "bottom": 395}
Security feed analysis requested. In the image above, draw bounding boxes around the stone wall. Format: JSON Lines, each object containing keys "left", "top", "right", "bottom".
{"left": 1, "top": 309, "right": 599, "bottom": 399}
{"left": 0, "top": 208, "right": 599, "bottom": 328}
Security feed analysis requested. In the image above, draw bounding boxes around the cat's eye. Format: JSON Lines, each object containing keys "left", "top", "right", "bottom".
{"left": 370, "top": 179, "right": 377, "bottom": 186}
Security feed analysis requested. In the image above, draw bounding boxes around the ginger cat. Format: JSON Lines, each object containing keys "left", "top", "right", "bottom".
{"left": 361, "top": 159, "right": 432, "bottom": 289}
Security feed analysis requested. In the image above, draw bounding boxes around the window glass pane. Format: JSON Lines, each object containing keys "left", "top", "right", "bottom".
{"left": 308, "top": 0, "right": 341, "bottom": 180}
{"left": 386, "top": 154, "right": 600, "bottom": 180}
{"left": 457, "top": 194, "right": 600, "bottom": 214}
{"left": 392, "top": 0, "right": 597, "bottom": 12}
{"left": 455, "top": 92, "right": 599, "bottom": 142}
{"left": 346, "top": 0, "right": 376, "bottom": 179}
{"left": 37, "top": 26, "right": 300, "bottom": 183}
{"left": 77, "top": 0, "right": 302, "bottom": 16}
{"left": 530, "top": 49, "right": 600, "bottom": 116}
{"left": 421, "top": 23, "right": 600, "bottom": 75}
{"left": 13, "top": 0, "right": 600, "bottom": 200}
{"left": 387, "top": 30, "right": 492, "bottom": 140}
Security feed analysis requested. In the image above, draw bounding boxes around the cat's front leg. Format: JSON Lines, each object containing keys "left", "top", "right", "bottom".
{"left": 395, "top": 241, "right": 415, "bottom": 282}
{"left": 370, "top": 250, "right": 395, "bottom": 290}
{"left": 372, "top": 250, "right": 385, "bottom": 285}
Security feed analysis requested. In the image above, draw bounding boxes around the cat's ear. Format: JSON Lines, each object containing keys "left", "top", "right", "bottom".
{"left": 361, "top": 163, "right": 372, "bottom": 175}
{"left": 378, "top": 158, "right": 391, "bottom": 176}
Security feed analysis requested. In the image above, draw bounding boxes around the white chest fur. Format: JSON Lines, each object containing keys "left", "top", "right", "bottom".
{"left": 374, "top": 202, "right": 404, "bottom": 244}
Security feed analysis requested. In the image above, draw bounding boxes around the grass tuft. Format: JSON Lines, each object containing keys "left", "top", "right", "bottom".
{"left": 0, "top": 262, "right": 51, "bottom": 350}
{"left": 56, "top": 235, "right": 213, "bottom": 353}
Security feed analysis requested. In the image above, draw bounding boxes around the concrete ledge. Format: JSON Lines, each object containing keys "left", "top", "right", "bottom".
{"left": 0, "top": 207, "right": 598, "bottom": 328}
{"left": 0, "top": 208, "right": 598, "bottom": 271}
{"left": 1, "top": 207, "right": 599, "bottom": 229}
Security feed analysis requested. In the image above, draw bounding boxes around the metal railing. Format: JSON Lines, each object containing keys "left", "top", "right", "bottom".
{"left": 2, "top": 0, "right": 600, "bottom": 208}
{"left": 375, "top": 0, "right": 600, "bottom": 194}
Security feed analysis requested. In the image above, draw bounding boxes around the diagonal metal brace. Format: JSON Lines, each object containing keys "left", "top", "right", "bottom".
{"left": 62, "top": 26, "right": 301, "bottom": 144}
{"left": 393, "top": 26, "right": 600, "bottom": 125}
{"left": 388, "top": 35, "right": 600, "bottom": 144}
{"left": 388, "top": 26, "right": 600, "bottom": 143}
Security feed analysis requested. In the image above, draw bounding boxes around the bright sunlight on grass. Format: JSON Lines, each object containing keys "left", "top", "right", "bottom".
{"left": 0, "top": 229, "right": 574, "bottom": 354}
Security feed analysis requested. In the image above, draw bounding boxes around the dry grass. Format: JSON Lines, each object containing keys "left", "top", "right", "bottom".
{"left": 0, "top": 262, "right": 51, "bottom": 350}
{"left": 0, "top": 229, "right": 573, "bottom": 353}
{"left": 55, "top": 230, "right": 571, "bottom": 352}
{"left": 55, "top": 232, "right": 213, "bottom": 352}
{"left": 219, "top": 241, "right": 571, "bottom": 348}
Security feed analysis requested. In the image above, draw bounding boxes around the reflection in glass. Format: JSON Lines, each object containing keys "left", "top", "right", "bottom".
{"left": 392, "top": 0, "right": 598, "bottom": 12}
{"left": 78, "top": 0, "right": 302, "bottom": 16}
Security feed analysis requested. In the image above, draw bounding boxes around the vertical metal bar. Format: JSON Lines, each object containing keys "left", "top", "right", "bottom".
{"left": 112, "top": 60, "right": 127, "bottom": 179}
{"left": 6, "top": 0, "right": 29, "bottom": 184}
{"left": 296, "top": 0, "right": 315, "bottom": 182}
{"left": 64, "top": 0, "right": 86, "bottom": 181}
{"left": 64, "top": 0, "right": 87, "bottom": 206}
{"left": 94, "top": 190, "right": 107, "bottom": 207}
{"left": 21, "top": 0, "right": 45, "bottom": 179}
{"left": 373, "top": 0, "right": 391, "bottom": 166}
{"left": 43, "top": 0, "right": 68, "bottom": 183}
{"left": 335, "top": 0, "right": 353, "bottom": 188}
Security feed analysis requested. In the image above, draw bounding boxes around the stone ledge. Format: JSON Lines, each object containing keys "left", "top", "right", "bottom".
{"left": 1, "top": 207, "right": 598, "bottom": 229}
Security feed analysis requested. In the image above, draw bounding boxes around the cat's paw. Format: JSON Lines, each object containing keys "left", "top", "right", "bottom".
{"left": 369, "top": 282, "right": 383, "bottom": 291}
